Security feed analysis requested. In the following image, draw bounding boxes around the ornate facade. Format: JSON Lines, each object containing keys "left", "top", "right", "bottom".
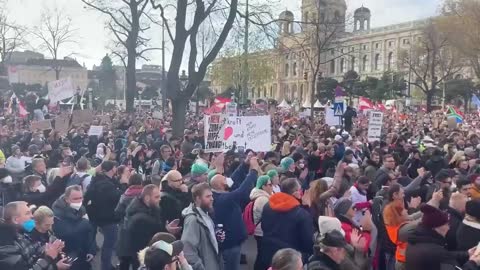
{"left": 211, "top": 0, "right": 450, "bottom": 103}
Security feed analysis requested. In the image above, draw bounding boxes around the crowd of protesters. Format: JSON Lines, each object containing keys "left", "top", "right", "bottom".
{"left": 2, "top": 100, "right": 480, "bottom": 270}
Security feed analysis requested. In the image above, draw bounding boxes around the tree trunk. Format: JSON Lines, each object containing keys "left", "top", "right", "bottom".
{"left": 426, "top": 91, "right": 434, "bottom": 112}
{"left": 125, "top": 48, "right": 136, "bottom": 113}
{"left": 172, "top": 98, "right": 188, "bottom": 137}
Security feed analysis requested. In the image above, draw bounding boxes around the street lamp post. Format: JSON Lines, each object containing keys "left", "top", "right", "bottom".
{"left": 179, "top": 70, "right": 188, "bottom": 113}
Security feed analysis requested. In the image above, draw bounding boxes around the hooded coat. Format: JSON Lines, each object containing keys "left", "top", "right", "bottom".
{"left": 52, "top": 195, "right": 96, "bottom": 270}
{"left": 257, "top": 192, "right": 314, "bottom": 270}
{"left": 406, "top": 224, "right": 472, "bottom": 270}
{"left": 114, "top": 185, "right": 143, "bottom": 257}
{"left": 181, "top": 204, "right": 223, "bottom": 270}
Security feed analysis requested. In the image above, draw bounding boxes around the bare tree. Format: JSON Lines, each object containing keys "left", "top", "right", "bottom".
{"left": 151, "top": 0, "right": 238, "bottom": 136}
{"left": 400, "top": 20, "right": 463, "bottom": 111}
{"left": 82, "top": 0, "right": 158, "bottom": 112}
{"left": 32, "top": 8, "right": 77, "bottom": 80}
{"left": 0, "top": 10, "right": 27, "bottom": 71}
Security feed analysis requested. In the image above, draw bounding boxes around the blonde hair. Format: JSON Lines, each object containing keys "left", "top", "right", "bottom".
{"left": 450, "top": 151, "right": 465, "bottom": 165}
{"left": 281, "top": 141, "right": 291, "bottom": 157}
{"left": 33, "top": 206, "right": 54, "bottom": 224}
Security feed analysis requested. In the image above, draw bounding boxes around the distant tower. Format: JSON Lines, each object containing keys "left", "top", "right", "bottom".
{"left": 278, "top": 10, "right": 295, "bottom": 35}
{"left": 300, "top": 0, "right": 347, "bottom": 32}
{"left": 354, "top": 6, "right": 371, "bottom": 31}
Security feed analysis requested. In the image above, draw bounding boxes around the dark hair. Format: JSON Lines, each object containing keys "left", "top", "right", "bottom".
{"left": 387, "top": 183, "right": 402, "bottom": 202}
{"left": 456, "top": 176, "right": 471, "bottom": 190}
{"left": 435, "top": 169, "right": 450, "bottom": 182}
{"left": 76, "top": 157, "right": 89, "bottom": 171}
{"left": 23, "top": 175, "right": 41, "bottom": 193}
{"left": 398, "top": 165, "right": 408, "bottom": 177}
{"left": 280, "top": 178, "right": 300, "bottom": 195}
{"left": 191, "top": 182, "right": 211, "bottom": 202}
{"left": 129, "top": 173, "right": 143, "bottom": 186}
{"left": 357, "top": 176, "right": 370, "bottom": 185}
{"left": 383, "top": 154, "right": 394, "bottom": 162}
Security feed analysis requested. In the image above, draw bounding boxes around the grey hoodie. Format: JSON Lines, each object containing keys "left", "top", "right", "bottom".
{"left": 249, "top": 188, "right": 271, "bottom": 237}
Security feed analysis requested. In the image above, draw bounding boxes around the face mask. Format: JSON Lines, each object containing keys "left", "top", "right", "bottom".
{"left": 70, "top": 202, "right": 83, "bottom": 210}
{"left": 299, "top": 164, "right": 305, "bottom": 169}
{"left": 22, "top": 219, "right": 35, "bottom": 232}
{"left": 226, "top": 178, "right": 234, "bottom": 188}
{"left": 37, "top": 184, "right": 46, "bottom": 193}
{"left": 1, "top": 176, "right": 12, "bottom": 184}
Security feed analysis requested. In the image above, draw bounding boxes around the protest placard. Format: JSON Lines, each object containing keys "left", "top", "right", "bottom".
{"left": 31, "top": 120, "right": 52, "bottom": 131}
{"left": 367, "top": 111, "right": 384, "bottom": 142}
{"left": 325, "top": 108, "right": 341, "bottom": 127}
{"left": 222, "top": 116, "right": 271, "bottom": 152}
{"left": 48, "top": 77, "right": 75, "bottom": 103}
{"left": 54, "top": 116, "right": 70, "bottom": 135}
{"left": 88, "top": 125, "right": 104, "bottom": 137}
{"left": 152, "top": 111, "right": 163, "bottom": 119}
{"left": 72, "top": 110, "right": 94, "bottom": 125}
{"left": 204, "top": 114, "right": 226, "bottom": 153}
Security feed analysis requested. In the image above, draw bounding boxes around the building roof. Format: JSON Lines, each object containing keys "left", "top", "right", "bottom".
{"left": 354, "top": 6, "right": 370, "bottom": 15}
{"left": 279, "top": 10, "right": 294, "bottom": 20}
{"left": 25, "top": 58, "right": 83, "bottom": 68}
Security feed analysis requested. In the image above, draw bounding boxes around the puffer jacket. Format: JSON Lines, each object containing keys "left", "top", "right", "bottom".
{"left": 115, "top": 185, "right": 143, "bottom": 257}
{"left": 249, "top": 188, "right": 271, "bottom": 237}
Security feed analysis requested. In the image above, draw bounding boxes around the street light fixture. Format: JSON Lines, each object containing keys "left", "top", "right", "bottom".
{"left": 179, "top": 70, "right": 188, "bottom": 91}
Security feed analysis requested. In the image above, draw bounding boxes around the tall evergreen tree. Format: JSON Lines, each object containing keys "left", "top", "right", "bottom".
{"left": 98, "top": 54, "right": 117, "bottom": 99}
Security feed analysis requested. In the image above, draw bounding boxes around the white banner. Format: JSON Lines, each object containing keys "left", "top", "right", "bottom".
{"left": 48, "top": 77, "right": 75, "bottom": 103}
{"left": 88, "top": 125, "right": 104, "bottom": 137}
{"left": 223, "top": 116, "right": 271, "bottom": 152}
{"left": 325, "top": 108, "right": 341, "bottom": 127}
{"left": 204, "top": 114, "right": 227, "bottom": 153}
{"left": 367, "top": 111, "right": 384, "bottom": 142}
{"left": 8, "top": 66, "right": 18, "bottom": 84}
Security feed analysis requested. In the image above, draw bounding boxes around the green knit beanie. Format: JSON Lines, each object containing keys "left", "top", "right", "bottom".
{"left": 256, "top": 175, "right": 271, "bottom": 189}
{"left": 207, "top": 169, "right": 218, "bottom": 182}
{"left": 280, "top": 157, "right": 294, "bottom": 171}
{"left": 191, "top": 163, "right": 209, "bottom": 176}
{"left": 267, "top": 169, "right": 278, "bottom": 179}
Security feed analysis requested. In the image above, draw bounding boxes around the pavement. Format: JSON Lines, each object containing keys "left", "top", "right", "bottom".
{"left": 92, "top": 231, "right": 257, "bottom": 270}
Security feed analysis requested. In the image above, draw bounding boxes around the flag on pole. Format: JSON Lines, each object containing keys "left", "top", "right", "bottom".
{"left": 334, "top": 85, "right": 346, "bottom": 97}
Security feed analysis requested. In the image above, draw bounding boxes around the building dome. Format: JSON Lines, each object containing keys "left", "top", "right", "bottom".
{"left": 354, "top": 6, "right": 371, "bottom": 15}
{"left": 279, "top": 10, "right": 294, "bottom": 21}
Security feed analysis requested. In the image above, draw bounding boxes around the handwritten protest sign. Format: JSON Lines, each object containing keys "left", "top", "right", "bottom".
{"left": 88, "top": 125, "right": 104, "bottom": 137}
{"left": 72, "top": 110, "right": 94, "bottom": 125}
{"left": 223, "top": 116, "right": 271, "bottom": 152}
{"left": 367, "top": 111, "right": 384, "bottom": 142}
{"left": 204, "top": 114, "right": 226, "bottom": 153}
{"left": 31, "top": 120, "right": 52, "bottom": 131}
{"left": 48, "top": 77, "right": 75, "bottom": 103}
{"left": 54, "top": 116, "right": 70, "bottom": 135}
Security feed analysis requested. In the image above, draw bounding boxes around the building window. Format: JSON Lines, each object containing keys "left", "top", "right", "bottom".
{"left": 304, "top": 12, "right": 309, "bottom": 23}
{"left": 285, "top": 63, "right": 289, "bottom": 77}
{"left": 293, "top": 62, "right": 297, "bottom": 76}
{"left": 375, "top": 54, "right": 380, "bottom": 70}
{"left": 375, "top": 43, "right": 379, "bottom": 49}
{"left": 351, "top": 56, "right": 356, "bottom": 71}
{"left": 300, "top": 84, "right": 304, "bottom": 101}
{"left": 270, "top": 86, "right": 273, "bottom": 97}
{"left": 330, "top": 60, "right": 335, "bottom": 74}
{"left": 403, "top": 39, "right": 410, "bottom": 45}
{"left": 331, "top": 49, "right": 334, "bottom": 55}
{"left": 362, "top": 55, "right": 368, "bottom": 71}
{"left": 341, "top": 48, "right": 344, "bottom": 53}
{"left": 388, "top": 52, "right": 393, "bottom": 70}
{"left": 389, "top": 41, "right": 394, "bottom": 47}
{"left": 351, "top": 47, "right": 355, "bottom": 52}
{"left": 363, "top": 45, "right": 367, "bottom": 50}
{"left": 340, "top": 58, "right": 345, "bottom": 73}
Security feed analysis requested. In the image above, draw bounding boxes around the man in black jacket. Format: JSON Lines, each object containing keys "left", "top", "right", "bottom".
{"left": 306, "top": 230, "right": 348, "bottom": 270}
{"left": 84, "top": 161, "right": 127, "bottom": 270}
{"left": 446, "top": 193, "right": 467, "bottom": 251}
{"left": 159, "top": 170, "right": 190, "bottom": 222}
{"left": 121, "top": 184, "right": 180, "bottom": 270}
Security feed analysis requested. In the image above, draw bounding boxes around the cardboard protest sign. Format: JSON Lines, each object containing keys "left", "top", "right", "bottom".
{"left": 223, "top": 116, "right": 272, "bottom": 152}
{"left": 367, "top": 111, "right": 384, "bottom": 142}
{"left": 54, "top": 116, "right": 70, "bottom": 135}
{"left": 48, "top": 77, "right": 75, "bottom": 103}
{"left": 88, "top": 125, "right": 104, "bottom": 137}
{"left": 31, "top": 120, "right": 52, "bottom": 131}
{"left": 204, "top": 114, "right": 226, "bottom": 153}
{"left": 72, "top": 110, "right": 94, "bottom": 125}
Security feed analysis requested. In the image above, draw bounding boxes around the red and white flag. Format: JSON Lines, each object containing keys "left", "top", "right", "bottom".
{"left": 358, "top": 97, "right": 374, "bottom": 111}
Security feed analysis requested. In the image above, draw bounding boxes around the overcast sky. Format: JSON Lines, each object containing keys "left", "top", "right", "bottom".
{"left": 7, "top": 0, "right": 440, "bottom": 69}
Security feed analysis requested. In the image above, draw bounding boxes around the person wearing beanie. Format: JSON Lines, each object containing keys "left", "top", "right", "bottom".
{"left": 457, "top": 199, "right": 480, "bottom": 251}
{"left": 425, "top": 169, "right": 452, "bottom": 210}
{"left": 470, "top": 174, "right": 480, "bottom": 200}
{"left": 267, "top": 169, "right": 281, "bottom": 193}
{"left": 306, "top": 230, "right": 348, "bottom": 270}
{"left": 249, "top": 175, "right": 273, "bottom": 269}
{"left": 405, "top": 204, "right": 480, "bottom": 270}
{"left": 261, "top": 152, "right": 278, "bottom": 172}
{"left": 334, "top": 198, "right": 372, "bottom": 255}
{"left": 279, "top": 157, "right": 296, "bottom": 180}
{"left": 184, "top": 163, "right": 209, "bottom": 191}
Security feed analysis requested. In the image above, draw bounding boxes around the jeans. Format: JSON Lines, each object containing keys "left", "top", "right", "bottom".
{"left": 223, "top": 245, "right": 242, "bottom": 270}
{"left": 254, "top": 236, "right": 263, "bottom": 270}
{"left": 100, "top": 224, "right": 118, "bottom": 270}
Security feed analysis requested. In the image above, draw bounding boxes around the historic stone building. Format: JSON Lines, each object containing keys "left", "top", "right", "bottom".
{"left": 211, "top": 0, "right": 447, "bottom": 104}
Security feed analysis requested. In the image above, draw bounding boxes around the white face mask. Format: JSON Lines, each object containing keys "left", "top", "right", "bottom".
{"left": 226, "top": 177, "right": 234, "bottom": 188}
{"left": 1, "top": 176, "right": 12, "bottom": 184}
{"left": 70, "top": 202, "right": 83, "bottom": 210}
{"left": 37, "top": 184, "right": 46, "bottom": 193}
